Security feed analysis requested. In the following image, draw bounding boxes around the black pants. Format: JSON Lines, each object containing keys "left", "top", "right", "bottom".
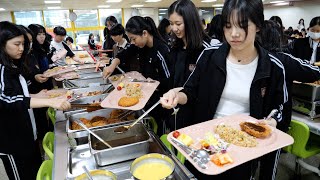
{"left": 185, "top": 159, "right": 258, "bottom": 179}
{"left": 259, "top": 149, "right": 281, "bottom": 180}
{"left": 0, "top": 143, "right": 42, "bottom": 180}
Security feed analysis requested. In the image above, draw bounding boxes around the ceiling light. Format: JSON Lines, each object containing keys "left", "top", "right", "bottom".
{"left": 44, "top": 1, "right": 61, "bottom": 4}
{"left": 270, "top": 1, "right": 285, "bottom": 3}
{"left": 273, "top": 2, "right": 289, "bottom": 6}
{"left": 159, "top": 12, "right": 166, "bottom": 15}
{"left": 47, "top": 6, "right": 61, "bottom": 9}
{"left": 212, "top": 4, "right": 223, "bottom": 7}
{"left": 131, "top": 4, "right": 144, "bottom": 7}
{"left": 201, "top": 0, "right": 217, "bottom": 2}
{"left": 0, "top": 8, "right": 5, "bottom": 11}
{"left": 98, "top": 5, "right": 111, "bottom": 8}
{"left": 159, "top": 8, "right": 167, "bottom": 11}
{"left": 146, "top": 0, "right": 161, "bottom": 2}
{"left": 106, "top": 0, "right": 121, "bottom": 2}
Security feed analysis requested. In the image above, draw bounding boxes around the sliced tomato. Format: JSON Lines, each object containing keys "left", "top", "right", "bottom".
{"left": 173, "top": 131, "right": 180, "bottom": 138}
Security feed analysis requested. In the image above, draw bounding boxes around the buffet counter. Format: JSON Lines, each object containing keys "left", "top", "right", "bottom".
{"left": 292, "top": 111, "right": 320, "bottom": 135}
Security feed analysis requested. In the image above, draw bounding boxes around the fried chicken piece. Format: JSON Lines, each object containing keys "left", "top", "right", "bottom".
{"left": 240, "top": 122, "right": 271, "bottom": 138}
{"left": 118, "top": 96, "right": 139, "bottom": 107}
{"left": 110, "top": 109, "right": 124, "bottom": 118}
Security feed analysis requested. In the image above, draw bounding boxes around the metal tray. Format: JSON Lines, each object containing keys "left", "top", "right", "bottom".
{"left": 89, "top": 123, "right": 150, "bottom": 166}
{"left": 292, "top": 82, "right": 320, "bottom": 102}
{"left": 69, "top": 85, "right": 113, "bottom": 101}
{"left": 78, "top": 72, "right": 102, "bottom": 79}
{"left": 75, "top": 68, "right": 102, "bottom": 75}
{"left": 66, "top": 131, "right": 195, "bottom": 180}
{"left": 63, "top": 77, "right": 110, "bottom": 89}
{"left": 66, "top": 108, "right": 142, "bottom": 139}
{"left": 292, "top": 97, "right": 320, "bottom": 119}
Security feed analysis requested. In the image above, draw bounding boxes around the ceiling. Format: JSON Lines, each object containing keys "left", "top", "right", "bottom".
{"left": 0, "top": 0, "right": 311, "bottom": 12}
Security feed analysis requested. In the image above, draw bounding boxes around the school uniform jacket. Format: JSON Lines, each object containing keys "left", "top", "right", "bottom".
{"left": 182, "top": 43, "right": 320, "bottom": 131}
{"left": 290, "top": 37, "right": 320, "bottom": 62}
{"left": 0, "top": 64, "right": 35, "bottom": 154}
{"left": 116, "top": 37, "right": 171, "bottom": 93}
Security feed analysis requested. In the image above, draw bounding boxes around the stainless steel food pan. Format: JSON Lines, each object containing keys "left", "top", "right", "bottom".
{"left": 292, "top": 82, "right": 320, "bottom": 102}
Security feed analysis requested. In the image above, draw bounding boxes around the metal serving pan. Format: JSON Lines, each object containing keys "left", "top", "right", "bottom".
{"left": 66, "top": 108, "right": 142, "bottom": 139}
{"left": 89, "top": 123, "right": 150, "bottom": 166}
{"left": 75, "top": 68, "right": 102, "bottom": 75}
{"left": 66, "top": 130, "right": 195, "bottom": 180}
{"left": 292, "top": 97, "right": 320, "bottom": 119}
{"left": 292, "top": 82, "right": 320, "bottom": 102}
{"left": 77, "top": 72, "right": 102, "bottom": 79}
{"left": 69, "top": 85, "right": 113, "bottom": 101}
{"left": 63, "top": 77, "right": 110, "bottom": 89}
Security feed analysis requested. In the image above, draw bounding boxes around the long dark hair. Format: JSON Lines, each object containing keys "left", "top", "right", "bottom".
{"left": 0, "top": 21, "right": 29, "bottom": 72}
{"left": 28, "top": 24, "right": 50, "bottom": 57}
{"left": 158, "top": 18, "right": 170, "bottom": 37}
{"left": 222, "top": 0, "right": 264, "bottom": 39}
{"left": 208, "top": 14, "right": 223, "bottom": 42}
{"left": 309, "top": 16, "right": 320, "bottom": 28}
{"left": 259, "top": 20, "right": 282, "bottom": 52}
{"left": 125, "top": 16, "right": 165, "bottom": 43}
{"left": 269, "top": 16, "right": 287, "bottom": 46}
{"left": 168, "top": 0, "right": 208, "bottom": 49}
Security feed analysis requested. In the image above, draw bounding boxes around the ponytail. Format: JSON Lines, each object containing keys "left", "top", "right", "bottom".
{"left": 126, "top": 16, "right": 165, "bottom": 43}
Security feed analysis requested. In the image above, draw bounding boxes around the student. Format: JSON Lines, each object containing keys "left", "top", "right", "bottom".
{"left": 103, "top": 16, "right": 171, "bottom": 133}
{"left": 88, "top": 33, "right": 97, "bottom": 50}
{"left": 208, "top": 14, "right": 224, "bottom": 43}
{"left": 103, "top": 16, "right": 118, "bottom": 57}
{"left": 0, "top": 21, "right": 71, "bottom": 180}
{"left": 109, "top": 24, "right": 139, "bottom": 72}
{"left": 290, "top": 16, "right": 320, "bottom": 64}
{"left": 50, "top": 26, "right": 80, "bottom": 66}
{"left": 158, "top": 18, "right": 172, "bottom": 46}
{"left": 167, "top": 0, "right": 213, "bottom": 130}
{"left": 297, "top": 18, "right": 305, "bottom": 32}
{"left": 66, "top": 36, "right": 74, "bottom": 50}
{"left": 160, "top": 0, "right": 320, "bottom": 179}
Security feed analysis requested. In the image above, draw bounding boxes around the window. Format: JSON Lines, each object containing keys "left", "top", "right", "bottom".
{"left": 43, "top": 10, "right": 71, "bottom": 28}
{"left": 73, "top": 10, "right": 99, "bottom": 27}
{"left": 98, "top": 9, "right": 122, "bottom": 26}
{"left": 75, "top": 30, "right": 100, "bottom": 45}
{"left": 199, "top": 8, "right": 214, "bottom": 25}
{"left": 158, "top": 8, "right": 168, "bottom": 22}
{"left": 14, "top": 11, "right": 43, "bottom": 26}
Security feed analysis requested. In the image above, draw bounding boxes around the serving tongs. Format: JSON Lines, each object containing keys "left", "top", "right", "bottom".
{"left": 114, "top": 100, "right": 160, "bottom": 133}
{"left": 71, "top": 103, "right": 103, "bottom": 112}
{"left": 63, "top": 79, "right": 79, "bottom": 89}
{"left": 74, "top": 119, "right": 112, "bottom": 149}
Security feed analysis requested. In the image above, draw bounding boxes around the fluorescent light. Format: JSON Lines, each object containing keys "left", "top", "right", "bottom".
{"left": 44, "top": 1, "right": 61, "bottom": 4}
{"left": 146, "top": 0, "right": 161, "bottom": 2}
{"left": 131, "top": 4, "right": 144, "bottom": 7}
{"left": 47, "top": 6, "right": 61, "bottom": 9}
{"left": 201, "top": 0, "right": 217, "bottom": 2}
{"left": 159, "top": 8, "right": 167, "bottom": 11}
{"left": 270, "top": 1, "right": 285, "bottom": 3}
{"left": 98, "top": 5, "right": 111, "bottom": 8}
{"left": 159, "top": 12, "right": 166, "bottom": 15}
{"left": 0, "top": 8, "right": 5, "bottom": 11}
{"left": 106, "top": 0, "right": 121, "bottom": 2}
{"left": 212, "top": 4, "right": 223, "bottom": 7}
{"left": 273, "top": 2, "right": 289, "bottom": 6}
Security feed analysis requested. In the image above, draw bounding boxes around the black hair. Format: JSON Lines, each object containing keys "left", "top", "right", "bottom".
{"left": 168, "top": 0, "right": 209, "bottom": 49}
{"left": 28, "top": 24, "right": 50, "bottom": 57}
{"left": 259, "top": 20, "right": 282, "bottom": 52}
{"left": 125, "top": 16, "right": 164, "bottom": 43}
{"left": 158, "top": 18, "right": 170, "bottom": 37}
{"left": 66, "top": 36, "right": 73, "bottom": 43}
{"left": 309, "top": 16, "right": 320, "bottom": 28}
{"left": 110, "top": 24, "right": 125, "bottom": 36}
{"left": 105, "top": 16, "right": 118, "bottom": 27}
{"left": 88, "top": 33, "right": 94, "bottom": 39}
{"left": 222, "top": 0, "right": 264, "bottom": 38}
{"left": 208, "top": 14, "right": 223, "bottom": 42}
{"left": 0, "top": 21, "right": 29, "bottom": 72}
{"left": 53, "top": 26, "right": 67, "bottom": 36}
{"left": 270, "top": 16, "right": 283, "bottom": 29}
{"left": 20, "top": 26, "right": 34, "bottom": 39}
{"left": 298, "top": 18, "right": 305, "bottom": 26}
{"left": 269, "top": 16, "right": 286, "bottom": 47}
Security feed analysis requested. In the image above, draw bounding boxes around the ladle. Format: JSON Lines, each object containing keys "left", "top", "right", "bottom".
{"left": 82, "top": 165, "right": 93, "bottom": 180}
{"left": 74, "top": 119, "right": 112, "bottom": 149}
{"left": 114, "top": 100, "right": 160, "bottom": 133}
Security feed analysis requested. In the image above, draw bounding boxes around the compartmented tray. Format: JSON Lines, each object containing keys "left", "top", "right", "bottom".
{"left": 66, "top": 108, "right": 143, "bottom": 138}
{"left": 292, "top": 82, "right": 320, "bottom": 102}
{"left": 55, "top": 72, "right": 103, "bottom": 81}
{"left": 63, "top": 77, "right": 110, "bottom": 89}
{"left": 69, "top": 85, "right": 113, "bottom": 101}
{"left": 292, "top": 97, "right": 320, "bottom": 119}
{"left": 66, "top": 130, "right": 195, "bottom": 180}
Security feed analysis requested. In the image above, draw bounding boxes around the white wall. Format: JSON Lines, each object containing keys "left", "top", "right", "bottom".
{"left": 123, "top": 8, "right": 159, "bottom": 26}
{"left": 0, "top": 12, "right": 12, "bottom": 22}
{"left": 264, "top": 1, "right": 320, "bottom": 30}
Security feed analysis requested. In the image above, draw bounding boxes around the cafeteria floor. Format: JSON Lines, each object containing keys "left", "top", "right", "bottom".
{"left": 254, "top": 152, "right": 320, "bottom": 179}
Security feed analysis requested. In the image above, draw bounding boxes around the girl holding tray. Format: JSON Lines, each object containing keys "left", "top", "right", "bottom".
{"left": 160, "top": 0, "right": 320, "bottom": 179}
{"left": 0, "top": 21, "right": 71, "bottom": 179}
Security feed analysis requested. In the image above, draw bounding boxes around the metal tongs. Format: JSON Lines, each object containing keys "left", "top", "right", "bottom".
{"left": 114, "top": 100, "right": 160, "bottom": 133}
{"left": 74, "top": 119, "right": 112, "bottom": 149}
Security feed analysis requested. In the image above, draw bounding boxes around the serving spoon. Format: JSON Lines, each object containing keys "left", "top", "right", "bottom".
{"left": 114, "top": 100, "right": 160, "bottom": 133}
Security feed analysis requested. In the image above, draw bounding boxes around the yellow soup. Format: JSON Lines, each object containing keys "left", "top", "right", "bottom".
{"left": 133, "top": 162, "right": 173, "bottom": 180}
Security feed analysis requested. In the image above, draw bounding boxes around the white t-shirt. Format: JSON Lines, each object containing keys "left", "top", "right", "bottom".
{"left": 50, "top": 40, "right": 67, "bottom": 66}
{"left": 214, "top": 56, "right": 258, "bottom": 119}
{"left": 310, "top": 40, "right": 319, "bottom": 63}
